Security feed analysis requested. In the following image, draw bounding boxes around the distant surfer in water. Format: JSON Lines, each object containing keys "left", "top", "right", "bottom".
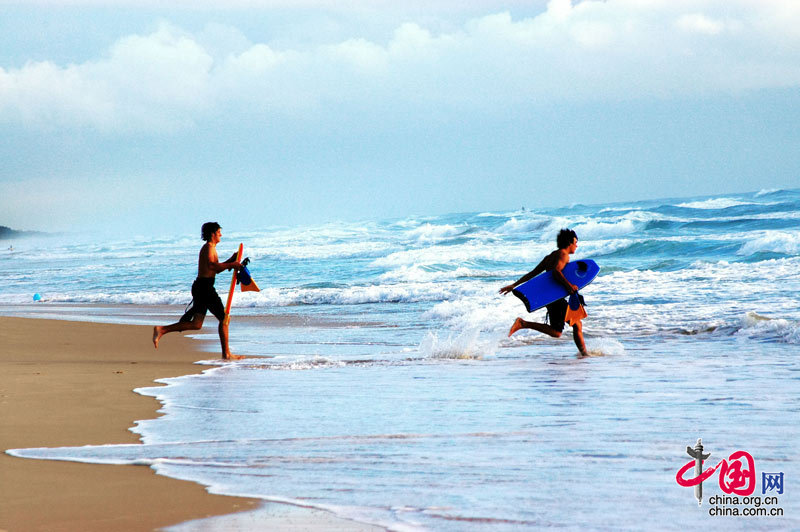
{"left": 153, "top": 222, "right": 244, "bottom": 360}
{"left": 499, "top": 228, "right": 588, "bottom": 356}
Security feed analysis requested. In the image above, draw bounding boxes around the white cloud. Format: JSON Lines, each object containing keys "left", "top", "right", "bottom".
{"left": 2, "top": 1, "right": 800, "bottom": 133}
{"left": 0, "top": 22, "right": 213, "bottom": 131}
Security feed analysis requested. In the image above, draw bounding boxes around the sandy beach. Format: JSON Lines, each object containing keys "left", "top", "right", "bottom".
{"left": 0, "top": 316, "right": 382, "bottom": 532}
{"left": 0, "top": 316, "right": 259, "bottom": 531}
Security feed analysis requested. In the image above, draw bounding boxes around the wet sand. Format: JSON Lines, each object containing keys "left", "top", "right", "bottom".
{"left": 0, "top": 316, "right": 382, "bottom": 532}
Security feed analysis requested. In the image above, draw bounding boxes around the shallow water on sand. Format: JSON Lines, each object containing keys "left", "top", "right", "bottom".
{"left": 11, "top": 335, "right": 799, "bottom": 530}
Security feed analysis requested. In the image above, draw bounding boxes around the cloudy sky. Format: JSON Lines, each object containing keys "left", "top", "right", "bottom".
{"left": 2, "top": 0, "right": 799, "bottom": 235}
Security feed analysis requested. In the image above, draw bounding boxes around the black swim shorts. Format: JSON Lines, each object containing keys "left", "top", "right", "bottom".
{"left": 545, "top": 298, "right": 568, "bottom": 333}
{"left": 179, "top": 277, "right": 225, "bottom": 322}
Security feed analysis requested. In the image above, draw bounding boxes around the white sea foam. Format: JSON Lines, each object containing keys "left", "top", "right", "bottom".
{"left": 737, "top": 231, "right": 800, "bottom": 256}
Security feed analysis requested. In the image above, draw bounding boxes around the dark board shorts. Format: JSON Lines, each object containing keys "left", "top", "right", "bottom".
{"left": 179, "top": 277, "right": 225, "bottom": 322}
{"left": 546, "top": 298, "right": 568, "bottom": 333}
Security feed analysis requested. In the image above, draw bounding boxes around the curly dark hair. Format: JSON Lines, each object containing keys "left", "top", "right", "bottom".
{"left": 556, "top": 228, "right": 577, "bottom": 249}
{"left": 201, "top": 222, "right": 221, "bottom": 242}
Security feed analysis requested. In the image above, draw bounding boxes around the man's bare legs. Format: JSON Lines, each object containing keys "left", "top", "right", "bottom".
{"left": 219, "top": 320, "right": 244, "bottom": 360}
{"left": 153, "top": 314, "right": 205, "bottom": 348}
{"left": 508, "top": 318, "right": 562, "bottom": 338}
{"left": 154, "top": 315, "right": 243, "bottom": 360}
{"left": 572, "top": 320, "right": 588, "bottom": 356}
{"left": 508, "top": 317, "right": 588, "bottom": 356}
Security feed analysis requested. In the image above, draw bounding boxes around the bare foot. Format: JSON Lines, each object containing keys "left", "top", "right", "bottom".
{"left": 223, "top": 353, "right": 245, "bottom": 361}
{"left": 508, "top": 318, "right": 523, "bottom": 337}
{"left": 153, "top": 326, "right": 162, "bottom": 349}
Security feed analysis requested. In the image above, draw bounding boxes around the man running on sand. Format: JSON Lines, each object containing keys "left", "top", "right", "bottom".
{"left": 499, "top": 228, "right": 588, "bottom": 356}
{"left": 153, "top": 222, "right": 244, "bottom": 360}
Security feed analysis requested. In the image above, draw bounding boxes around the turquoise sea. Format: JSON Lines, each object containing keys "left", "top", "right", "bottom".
{"left": 2, "top": 188, "right": 799, "bottom": 530}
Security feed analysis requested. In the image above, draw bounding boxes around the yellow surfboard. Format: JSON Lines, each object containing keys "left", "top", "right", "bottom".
{"left": 223, "top": 243, "right": 243, "bottom": 326}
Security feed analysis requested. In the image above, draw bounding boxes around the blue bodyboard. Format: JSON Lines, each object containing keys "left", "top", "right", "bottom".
{"left": 512, "top": 259, "right": 600, "bottom": 313}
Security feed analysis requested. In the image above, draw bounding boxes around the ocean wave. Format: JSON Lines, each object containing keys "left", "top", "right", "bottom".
{"left": 494, "top": 210, "right": 662, "bottom": 241}
{"left": 0, "top": 290, "right": 191, "bottom": 306}
{"left": 390, "top": 218, "right": 423, "bottom": 228}
{"left": 737, "top": 231, "right": 800, "bottom": 256}
{"left": 370, "top": 234, "right": 630, "bottom": 268}
{"left": 0, "top": 282, "right": 475, "bottom": 307}
{"left": 371, "top": 242, "right": 551, "bottom": 268}
{"left": 423, "top": 293, "right": 522, "bottom": 334}
{"left": 676, "top": 197, "right": 752, "bottom": 210}
{"left": 244, "top": 356, "right": 347, "bottom": 371}
{"left": 418, "top": 257, "right": 800, "bottom": 342}
{"left": 598, "top": 206, "right": 641, "bottom": 214}
{"left": 572, "top": 219, "right": 638, "bottom": 239}
{"left": 378, "top": 265, "right": 509, "bottom": 284}
{"left": 234, "top": 283, "right": 481, "bottom": 307}
{"left": 732, "top": 312, "right": 800, "bottom": 344}
{"left": 406, "top": 223, "right": 470, "bottom": 242}
{"left": 249, "top": 241, "right": 394, "bottom": 261}
{"left": 755, "top": 188, "right": 783, "bottom": 197}
{"left": 494, "top": 215, "right": 557, "bottom": 235}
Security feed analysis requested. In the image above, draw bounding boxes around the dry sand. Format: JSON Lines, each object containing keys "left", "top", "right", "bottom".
{"left": 0, "top": 316, "right": 382, "bottom": 532}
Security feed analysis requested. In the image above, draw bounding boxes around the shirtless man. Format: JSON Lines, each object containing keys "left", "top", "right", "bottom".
{"left": 153, "top": 222, "right": 244, "bottom": 360}
{"left": 499, "top": 228, "right": 587, "bottom": 356}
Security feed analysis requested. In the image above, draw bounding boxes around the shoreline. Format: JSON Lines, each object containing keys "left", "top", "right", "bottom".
{"left": 0, "top": 316, "right": 383, "bottom": 532}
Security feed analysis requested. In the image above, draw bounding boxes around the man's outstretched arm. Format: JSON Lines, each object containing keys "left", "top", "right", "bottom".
{"left": 499, "top": 257, "right": 548, "bottom": 295}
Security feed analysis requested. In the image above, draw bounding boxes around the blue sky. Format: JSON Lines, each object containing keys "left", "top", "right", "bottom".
{"left": 2, "top": 0, "right": 799, "bottom": 235}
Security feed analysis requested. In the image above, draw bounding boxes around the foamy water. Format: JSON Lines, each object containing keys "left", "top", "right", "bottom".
{"left": 3, "top": 189, "right": 799, "bottom": 530}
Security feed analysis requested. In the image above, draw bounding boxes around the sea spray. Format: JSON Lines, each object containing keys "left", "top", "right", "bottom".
{"left": 418, "top": 329, "right": 498, "bottom": 360}
{"left": 584, "top": 337, "right": 626, "bottom": 357}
